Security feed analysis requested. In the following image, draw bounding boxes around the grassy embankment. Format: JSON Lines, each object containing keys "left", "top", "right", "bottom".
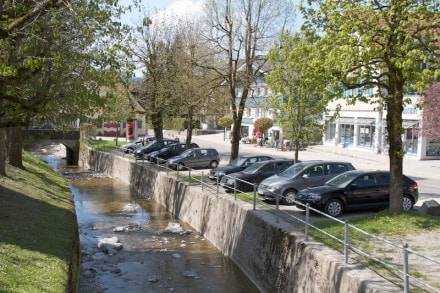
{"left": 0, "top": 151, "right": 79, "bottom": 292}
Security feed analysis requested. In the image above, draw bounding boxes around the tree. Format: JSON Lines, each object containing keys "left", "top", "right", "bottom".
{"left": 0, "top": 0, "right": 71, "bottom": 175}
{"left": 421, "top": 83, "right": 440, "bottom": 141}
{"left": 266, "top": 31, "right": 329, "bottom": 162}
{"left": 204, "top": 0, "right": 296, "bottom": 162}
{"left": 301, "top": 0, "right": 439, "bottom": 214}
{"left": 130, "top": 17, "right": 176, "bottom": 140}
{"left": 253, "top": 117, "right": 273, "bottom": 136}
{"left": 218, "top": 116, "right": 234, "bottom": 141}
{"left": 0, "top": 0, "right": 131, "bottom": 174}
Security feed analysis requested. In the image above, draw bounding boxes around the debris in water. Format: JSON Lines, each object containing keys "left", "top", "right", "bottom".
{"left": 164, "top": 222, "right": 183, "bottom": 233}
{"left": 183, "top": 269, "right": 199, "bottom": 279}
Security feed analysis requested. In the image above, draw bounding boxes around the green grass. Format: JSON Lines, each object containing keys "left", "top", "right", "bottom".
{"left": 310, "top": 210, "right": 440, "bottom": 249}
{"left": 0, "top": 151, "right": 79, "bottom": 292}
{"left": 87, "top": 138, "right": 125, "bottom": 152}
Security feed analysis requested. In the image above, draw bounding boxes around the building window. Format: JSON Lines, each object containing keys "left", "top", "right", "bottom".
{"left": 426, "top": 140, "right": 440, "bottom": 156}
{"left": 339, "top": 124, "right": 354, "bottom": 145}
{"left": 404, "top": 126, "right": 418, "bottom": 154}
{"left": 358, "top": 125, "right": 375, "bottom": 148}
{"left": 326, "top": 123, "right": 336, "bottom": 141}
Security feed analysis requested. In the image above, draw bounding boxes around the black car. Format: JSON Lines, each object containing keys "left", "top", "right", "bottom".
{"left": 134, "top": 139, "right": 177, "bottom": 160}
{"left": 295, "top": 170, "right": 419, "bottom": 217}
{"left": 220, "top": 159, "right": 295, "bottom": 192}
{"left": 149, "top": 143, "right": 199, "bottom": 164}
{"left": 208, "top": 155, "right": 273, "bottom": 181}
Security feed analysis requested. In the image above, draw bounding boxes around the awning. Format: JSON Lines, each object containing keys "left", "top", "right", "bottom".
{"left": 336, "top": 117, "right": 355, "bottom": 124}
{"left": 355, "top": 118, "right": 375, "bottom": 125}
{"left": 402, "top": 120, "right": 419, "bottom": 128}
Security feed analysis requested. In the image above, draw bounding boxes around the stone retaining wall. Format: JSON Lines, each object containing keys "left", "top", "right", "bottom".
{"left": 80, "top": 148, "right": 400, "bottom": 292}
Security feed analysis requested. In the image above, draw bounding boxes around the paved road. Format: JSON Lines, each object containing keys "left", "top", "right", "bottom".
{"left": 170, "top": 132, "right": 440, "bottom": 207}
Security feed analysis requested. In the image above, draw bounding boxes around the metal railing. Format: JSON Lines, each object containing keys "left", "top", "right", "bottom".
{"left": 133, "top": 157, "right": 439, "bottom": 293}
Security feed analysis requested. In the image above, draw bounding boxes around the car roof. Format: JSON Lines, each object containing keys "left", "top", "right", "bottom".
{"left": 257, "top": 158, "right": 293, "bottom": 164}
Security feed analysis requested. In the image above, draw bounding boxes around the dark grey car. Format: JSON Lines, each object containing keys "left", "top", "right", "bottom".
{"left": 220, "top": 159, "right": 295, "bottom": 192}
{"left": 208, "top": 155, "right": 273, "bottom": 181}
{"left": 258, "top": 160, "right": 356, "bottom": 205}
{"left": 167, "top": 148, "right": 220, "bottom": 170}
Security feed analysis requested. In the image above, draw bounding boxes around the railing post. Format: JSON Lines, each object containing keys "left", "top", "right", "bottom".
{"left": 305, "top": 204, "right": 310, "bottom": 241}
{"left": 403, "top": 243, "right": 409, "bottom": 293}
{"left": 253, "top": 184, "right": 257, "bottom": 210}
{"left": 234, "top": 178, "right": 237, "bottom": 200}
{"left": 275, "top": 193, "right": 280, "bottom": 223}
{"left": 177, "top": 166, "right": 179, "bottom": 180}
{"left": 166, "top": 161, "right": 169, "bottom": 175}
{"left": 189, "top": 168, "right": 191, "bottom": 184}
{"left": 201, "top": 171, "right": 204, "bottom": 191}
{"left": 216, "top": 173, "right": 219, "bottom": 194}
{"left": 344, "top": 220, "right": 349, "bottom": 264}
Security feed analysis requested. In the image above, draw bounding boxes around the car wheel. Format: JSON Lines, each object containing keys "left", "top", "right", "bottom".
{"left": 325, "top": 199, "right": 343, "bottom": 217}
{"left": 402, "top": 195, "right": 414, "bottom": 211}
{"left": 209, "top": 161, "right": 219, "bottom": 169}
{"left": 177, "top": 163, "right": 185, "bottom": 171}
{"left": 282, "top": 189, "right": 297, "bottom": 205}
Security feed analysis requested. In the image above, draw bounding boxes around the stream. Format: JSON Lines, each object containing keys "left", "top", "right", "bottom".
{"left": 31, "top": 143, "right": 260, "bottom": 293}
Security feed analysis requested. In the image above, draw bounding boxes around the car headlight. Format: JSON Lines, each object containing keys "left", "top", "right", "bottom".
{"left": 268, "top": 185, "right": 282, "bottom": 193}
{"left": 226, "top": 178, "right": 235, "bottom": 185}
{"left": 302, "top": 193, "right": 321, "bottom": 200}
{"left": 218, "top": 171, "right": 225, "bottom": 176}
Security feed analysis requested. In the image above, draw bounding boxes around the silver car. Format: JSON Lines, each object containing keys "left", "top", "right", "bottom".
{"left": 258, "top": 160, "right": 355, "bottom": 205}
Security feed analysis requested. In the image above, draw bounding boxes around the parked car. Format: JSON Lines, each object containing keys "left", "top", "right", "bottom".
{"left": 119, "top": 136, "right": 155, "bottom": 153}
{"left": 220, "top": 159, "right": 295, "bottom": 192}
{"left": 133, "top": 139, "right": 177, "bottom": 160}
{"left": 295, "top": 170, "right": 419, "bottom": 217}
{"left": 149, "top": 143, "right": 199, "bottom": 164}
{"left": 208, "top": 155, "right": 273, "bottom": 181}
{"left": 167, "top": 148, "right": 220, "bottom": 170}
{"left": 258, "top": 160, "right": 355, "bottom": 205}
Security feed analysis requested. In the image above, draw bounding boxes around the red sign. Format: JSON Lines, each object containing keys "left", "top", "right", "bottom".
{"left": 126, "top": 119, "right": 137, "bottom": 142}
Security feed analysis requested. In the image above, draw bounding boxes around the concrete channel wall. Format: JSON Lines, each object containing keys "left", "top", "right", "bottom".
{"left": 81, "top": 148, "right": 400, "bottom": 292}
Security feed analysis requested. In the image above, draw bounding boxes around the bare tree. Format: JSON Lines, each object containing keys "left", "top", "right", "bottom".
{"left": 204, "top": 0, "right": 296, "bottom": 161}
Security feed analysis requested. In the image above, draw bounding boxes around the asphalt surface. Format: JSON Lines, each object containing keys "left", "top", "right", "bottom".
{"left": 168, "top": 131, "right": 440, "bottom": 208}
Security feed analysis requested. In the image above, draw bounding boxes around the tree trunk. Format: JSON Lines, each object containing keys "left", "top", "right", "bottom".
{"left": 387, "top": 73, "right": 404, "bottom": 214}
{"left": 7, "top": 126, "right": 24, "bottom": 169}
{"left": 230, "top": 115, "right": 243, "bottom": 162}
{"left": 0, "top": 127, "right": 6, "bottom": 176}
{"left": 151, "top": 111, "right": 163, "bottom": 140}
{"left": 185, "top": 115, "right": 194, "bottom": 146}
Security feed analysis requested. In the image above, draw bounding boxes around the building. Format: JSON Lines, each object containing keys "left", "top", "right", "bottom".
{"left": 235, "top": 65, "right": 439, "bottom": 160}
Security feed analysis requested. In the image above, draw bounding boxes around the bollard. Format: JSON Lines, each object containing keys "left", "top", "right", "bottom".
{"left": 216, "top": 173, "right": 219, "bottom": 194}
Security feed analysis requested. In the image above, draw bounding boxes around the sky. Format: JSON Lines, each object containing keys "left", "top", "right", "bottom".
{"left": 119, "top": 0, "right": 204, "bottom": 26}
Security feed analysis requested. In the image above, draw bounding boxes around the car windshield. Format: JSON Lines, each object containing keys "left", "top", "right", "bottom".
{"left": 144, "top": 141, "right": 156, "bottom": 148}
{"left": 229, "top": 157, "right": 248, "bottom": 167}
{"left": 180, "top": 149, "right": 193, "bottom": 157}
{"left": 278, "top": 163, "right": 307, "bottom": 178}
{"left": 325, "top": 172, "right": 358, "bottom": 187}
{"left": 243, "top": 162, "right": 265, "bottom": 173}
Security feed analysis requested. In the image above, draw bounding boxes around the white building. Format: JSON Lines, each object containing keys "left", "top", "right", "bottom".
{"left": 235, "top": 67, "right": 439, "bottom": 160}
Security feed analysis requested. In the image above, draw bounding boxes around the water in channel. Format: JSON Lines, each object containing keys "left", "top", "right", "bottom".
{"left": 33, "top": 143, "right": 259, "bottom": 293}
